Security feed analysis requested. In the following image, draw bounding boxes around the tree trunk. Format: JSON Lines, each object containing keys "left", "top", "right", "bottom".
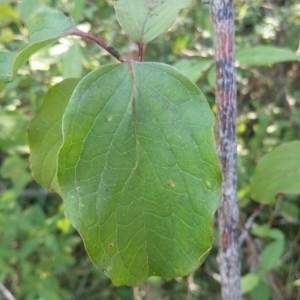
{"left": 210, "top": 1, "right": 241, "bottom": 299}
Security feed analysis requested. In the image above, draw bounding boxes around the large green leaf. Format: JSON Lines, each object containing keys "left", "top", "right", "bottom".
{"left": 236, "top": 46, "right": 300, "bottom": 66}
{"left": 250, "top": 141, "right": 300, "bottom": 204}
{"left": 0, "top": 7, "right": 75, "bottom": 82}
{"left": 28, "top": 79, "right": 80, "bottom": 192}
{"left": 58, "top": 62, "right": 221, "bottom": 286}
{"left": 114, "top": 0, "right": 193, "bottom": 44}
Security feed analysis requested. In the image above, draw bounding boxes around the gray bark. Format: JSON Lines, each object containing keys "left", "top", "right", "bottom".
{"left": 210, "top": 1, "right": 241, "bottom": 299}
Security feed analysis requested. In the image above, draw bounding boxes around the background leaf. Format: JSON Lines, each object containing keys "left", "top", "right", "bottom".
{"left": 241, "top": 273, "right": 260, "bottom": 294}
{"left": 173, "top": 58, "right": 213, "bottom": 83}
{"left": 257, "top": 241, "right": 285, "bottom": 271}
{"left": 251, "top": 225, "right": 285, "bottom": 272}
{"left": 251, "top": 278, "right": 271, "bottom": 300}
{"left": 0, "top": 51, "right": 17, "bottom": 82}
{"left": 26, "top": 7, "right": 75, "bottom": 44}
{"left": 17, "top": 0, "right": 47, "bottom": 21}
{"left": 250, "top": 141, "right": 300, "bottom": 204}
{"left": 58, "top": 62, "right": 221, "bottom": 286}
{"left": 28, "top": 79, "right": 80, "bottom": 192}
{"left": 0, "top": 7, "right": 75, "bottom": 82}
{"left": 62, "top": 41, "right": 83, "bottom": 79}
{"left": 114, "top": 0, "right": 193, "bottom": 44}
{"left": 236, "top": 46, "right": 300, "bottom": 66}
{"left": 279, "top": 201, "right": 299, "bottom": 222}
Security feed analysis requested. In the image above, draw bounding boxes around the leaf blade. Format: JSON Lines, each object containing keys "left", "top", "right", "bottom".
{"left": 114, "top": 0, "right": 192, "bottom": 43}
{"left": 28, "top": 78, "right": 80, "bottom": 192}
{"left": 250, "top": 141, "right": 300, "bottom": 204}
{"left": 58, "top": 62, "right": 221, "bottom": 285}
{"left": 0, "top": 7, "right": 75, "bottom": 82}
{"left": 236, "top": 46, "right": 300, "bottom": 66}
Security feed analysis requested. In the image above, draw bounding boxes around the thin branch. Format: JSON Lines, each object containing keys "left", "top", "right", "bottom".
{"left": 266, "top": 273, "right": 286, "bottom": 300}
{"left": 133, "top": 287, "right": 142, "bottom": 300}
{"left": 138, "top": 43, "right": 144, "bottom": 62}
{"left": 187, "top": 272, "right": 201, "bottom": 300}
{"left": 239, "top": 205, "right": 264, "bottom": 246}
{"left": 210, "top": 1, "right": 241, "bottom": 299}
{"left": 0, "top": 283, "right": 16, "bottom": 300}
{"left": 68, "top": 28, "right": 126, "bottom": 63}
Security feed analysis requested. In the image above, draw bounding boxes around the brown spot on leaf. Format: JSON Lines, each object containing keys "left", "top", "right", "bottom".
{"left": 166, "top": 180, "right": 176, "bottom": 189}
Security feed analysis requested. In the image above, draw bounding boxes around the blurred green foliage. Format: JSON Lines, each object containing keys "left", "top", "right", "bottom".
{"left": 0, "top": 0, "right": 299, "bottom": 299}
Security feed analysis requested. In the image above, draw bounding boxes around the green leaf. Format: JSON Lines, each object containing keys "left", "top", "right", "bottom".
{"left": 0, "top": 51, "right": 17, "bottom": 83}
{"left": 114, "top": 0, "right": 192, "bottom": 44}
{"left": 251, "top": 224, "right": 285, "bottom": 241}
{"left": 250, "top": 141, "right": 300, "bottom": 204}
{"left": 70, "top": 0, "right": 85, "bottom": 22}
{"left": 58, "top": 62, "right": 221, "bottom": 286}
{"left": 0, "top": 7, "right": 75, "bottom": 82}
{"left": 280, "top": 201, "right": 299, "bottom": 222}
{"left": 251, "top": 225, "right": 285, "bottom": 272}
{"left": 28, "top": 79, "right": 80, "bottom": 192}
{"left": 257, "top": 240, "right": 285, "bottom": 271}
{"left": 251, "top": 224, "right": 270, "bottom": 238}
{"left": 63, "top": 41, "right": 83, "bottom": 79}
{"left": 251, "top": 278, "right": 270, "bottom": 300}
{"left": 241, "top": 273, "right": 260, "bottom": 295}
{"left": 26, "top": 7, "right": 75, "bottom": 44}
{"left": 17, "top": 0, "right": 46, "bottom": 21}
{"left": 236, "top": 46, "right": 300, "bottom": 66}
{"left": 173, "top": 58, "right": 213, "bottom": 83}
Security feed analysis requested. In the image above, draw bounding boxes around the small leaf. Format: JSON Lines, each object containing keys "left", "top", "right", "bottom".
{"left": 0, "top": 7, "right": 75, "bottom": 82}
{"left": 114, "top": 0, "right": 193, "bottom": 43}
{"left": 251, "top": 225, "right": 285, "bottom": 272}
{"left": 257, "top": 240, "right": 285, "bottom": 271}
{"left": 236, "top": 46, "right": 300, "bottom": 66}
{"left": 280, "top": 201, "right": 299, "bottom": 222}
{"left": 173, "top": 58, "right": 213, "bottom": 83}
{"left": 58, "top": 62, "right": 221, "bottom": 286}
{"left": 241, "top": 273, "right": 260, "bottom": 294}
{"left": 251, "top": 224, "right": 271, "bottom": 238}
{"left": 28, "top": 79, "right": 80, "bottom": 192}
{"left": 252, "top": 224, "right": 285, "bottom": 241}
{"left": 250, "top": 141, "right": 300, "bottom": 204}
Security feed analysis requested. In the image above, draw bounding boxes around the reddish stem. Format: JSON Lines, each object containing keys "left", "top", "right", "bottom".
{"left": 138, "top": 43, "right": 144, "bottom": 62}
{"left": 68, "top": 28, "right": 126, "bottom": 63}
